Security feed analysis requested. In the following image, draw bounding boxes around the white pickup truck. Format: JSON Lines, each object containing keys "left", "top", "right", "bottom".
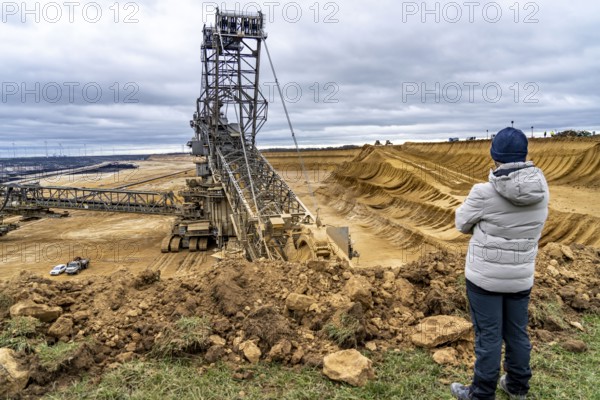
{"left": 65, "top": 257, "right": 90, "bottom": 275}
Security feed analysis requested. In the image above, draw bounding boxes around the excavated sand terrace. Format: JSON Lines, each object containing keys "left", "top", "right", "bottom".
{"left": 267, "top": 137, "right": 600, "bottom": 266}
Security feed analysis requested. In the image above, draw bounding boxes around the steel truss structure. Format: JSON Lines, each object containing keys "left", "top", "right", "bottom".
{"left": 190, "top": 9, "right": 315, "bottom": 260}
{"left": 0, "top": 185, "right": 178, "bottom": 215}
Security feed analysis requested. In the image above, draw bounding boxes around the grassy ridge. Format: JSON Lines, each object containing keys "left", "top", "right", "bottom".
{"left": 45, "top": 315, "right": 599, "bottom": 400}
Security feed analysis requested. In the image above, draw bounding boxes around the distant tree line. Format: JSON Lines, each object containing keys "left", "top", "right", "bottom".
{"left": 554, "top": 130, "right": 596, "bottom": 137}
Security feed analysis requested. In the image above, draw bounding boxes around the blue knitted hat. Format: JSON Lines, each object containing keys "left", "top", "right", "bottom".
{"left": 490, "top": 127, "right": 528, "bottom": 163}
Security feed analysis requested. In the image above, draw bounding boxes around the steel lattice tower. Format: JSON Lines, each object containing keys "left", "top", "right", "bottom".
{"left": 190, "top": 9, "right": 314, "bottom": 260}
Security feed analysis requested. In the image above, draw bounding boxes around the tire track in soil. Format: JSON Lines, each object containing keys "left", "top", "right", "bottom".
{"left": 148, "top": 253, "right": 178, "bottom": 272}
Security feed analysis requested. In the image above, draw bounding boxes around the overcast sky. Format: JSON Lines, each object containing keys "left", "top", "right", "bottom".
{"left": 1, "top": 0, "right": 599, "bottom": 156}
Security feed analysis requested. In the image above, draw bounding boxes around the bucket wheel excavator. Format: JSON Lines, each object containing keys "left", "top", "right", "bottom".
{"left": 179, "top": 8, "right": 356, "bottom": 261}
{"left": 0, "top": 8, "right": 357, "bottom": 263}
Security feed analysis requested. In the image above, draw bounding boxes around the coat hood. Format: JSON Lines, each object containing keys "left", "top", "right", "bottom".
{"left": 489, "top": 161, "right": 547, "bottom": 206}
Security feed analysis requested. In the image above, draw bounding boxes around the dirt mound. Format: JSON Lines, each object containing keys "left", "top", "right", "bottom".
{"left": 1, "top": 243, "right": 598, "bottom": 397}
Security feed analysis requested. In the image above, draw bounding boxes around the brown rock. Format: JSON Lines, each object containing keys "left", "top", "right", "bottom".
{"left": 569, "top": 321, "right": 585, "bottom": 332}
{"left": 209, "top": 335, "right": 227, "bottom": 346}
{"left": 544, "top": 243, "right": 563, "bottom": 260}
{"left": 285, "top": 293, "right": 316, "bottom": 312}
{"left": 307, "top": 260, "right": 328, "bottom": 272}
{"left": 9, "top": 300, "right": 62, "bottom": 322}
{"left": 411, "top": 315, "right": 472, "bottom": 348}
{"left": 432, "top": 347, "right": 458, "bottom": 365}
{"left": 323, "top": 349, "right": 375, "bottom": 387}
{"left": 108, "top": 285, "right": 127, "bottom": 311}
{"left": 435, "top": 262, "right": 447, "bottom": 274}
{"left": 116, "top": 352, "right": 135, "bottom": 363}
{"left": 546, "top": 265, "right": 560, "bottom": 277}
{"left": 55, "top": 296, "right": 76, "bottom": 307}
{"left": 0, "top": 348, "right": 30, "bottom": 398}
{"left": 48, "top": 316, "right": 74, "bottom": 338}
{"left": 126, "top": 309, "right": 140, "bottom": 317}
{"left": 232, "top": 370, "right": 254, "bottom": 380}
{"left": 343, "top": 276, "right": 373, "bottom": 308}
{"left": 239, "top": 341, "right": 261, "bottom": 364}
{"left": 72, "top": 310, "right": 90, "bottom": 322}
{"left": 267, "top": 339, "right": 292, "bottom": 361}
{"left": 395, "top": 278, "right": 416, "bottom": 306}
{"left": 365, "top": 341, "right": 377, "bottom": 352}
{"left": 571, "top": 294, "right": 590, "bottom": 311}
{"left": 535, "top": 329, "right": 554, "bottom": 343}
{"left": 212, "top": 270, "right": 246, "bottom": 316}
{"left": 30, "top": 291, "right": 47, "bottom": 304}
{"left": 291, "top": 347, "right": 305, "bottom": 365}
{"left": 383, "top": 271, "right": 396, "bottom": 282}
{"left": 205, "top": 345, "right": 226, "bottom": 363}
{"left": 134, "top": 268, "right": 160, "bottom": 288}
{"left": 561, "top": 245, "right": 575, "bottom": 261}
{"left": 370, "top": 318, "right": 384, "bottom": 330}
{"left": 562, "top": 339, "right": 587, "bottom": 353}
{"left": 559, "top": 286, "right": 577, "bottom": 302}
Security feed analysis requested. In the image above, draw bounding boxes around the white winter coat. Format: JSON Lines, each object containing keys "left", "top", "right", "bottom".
{"left": 455, "top": 161, "right": 549, "bottom": 293}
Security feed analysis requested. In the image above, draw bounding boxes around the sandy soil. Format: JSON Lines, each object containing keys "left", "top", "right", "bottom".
{"left": 0, "top": 157, "right": 210, "bottom": 280}
{"left": 266, "top": 137, "right": 600, "bottom": 266}
{"left": 2, "top": 137, "right": 599, "bottom": 276}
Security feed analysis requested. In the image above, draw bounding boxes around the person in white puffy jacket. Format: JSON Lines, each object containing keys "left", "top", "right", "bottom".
{"left": 450, "top": 128, "right": 549, "bottom": 400}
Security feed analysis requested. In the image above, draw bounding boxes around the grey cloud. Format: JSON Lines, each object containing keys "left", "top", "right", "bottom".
{"left": 0, "top": 0, "right": 599, "bottom": 156}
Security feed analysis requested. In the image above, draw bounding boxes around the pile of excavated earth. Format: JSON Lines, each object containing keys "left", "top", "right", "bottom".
{"left": 1, "top": 242, "right": 599, "bottom": 397}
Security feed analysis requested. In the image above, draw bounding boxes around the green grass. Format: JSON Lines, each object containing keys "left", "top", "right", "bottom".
{"left": 44, "top": 315, "right": 600, "bottom": 400}
{"left": 45, "top": 350, "right": 460, "bottom": 400}
{"left": 528, "top": 314, "right": 600, "bottom": 399}
{"left": 530, "top": 299, "right": 568, "bottom": 330}
{"left": 449, "top": 275, "right": 470, "bottom": 319}
{"left": 0, "top": 316, "right": 42, "bottom": 352}
{"left": 37, "top": 341, "right": 83, "bottom": 373}
{"left": 323, "top": 313, "right": 361, "bottom": 348}
{"left": 151, "top": 316, "right": 212, "bottom": 358}
{"left": 0, "top": 292, "right": 13, "bottom": 313}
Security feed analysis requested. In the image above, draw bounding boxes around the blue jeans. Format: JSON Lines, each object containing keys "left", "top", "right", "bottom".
{"left": 466, "top": 279, "right": 532, "bottom": 400}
